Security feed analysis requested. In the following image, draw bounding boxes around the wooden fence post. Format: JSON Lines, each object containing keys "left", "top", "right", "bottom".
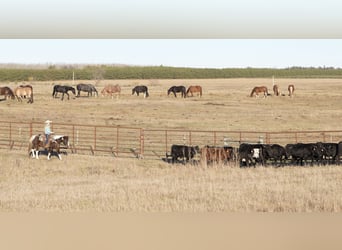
{"left": 140, "top": 128, "right": 144, "bottom": 157}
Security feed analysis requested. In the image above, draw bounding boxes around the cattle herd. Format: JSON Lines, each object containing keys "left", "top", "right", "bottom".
{"left": 168, "top": 141, "right": 342, "bottom": 167}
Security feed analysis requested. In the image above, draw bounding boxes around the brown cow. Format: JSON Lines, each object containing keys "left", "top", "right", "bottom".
{"left": 201, "top": 146, "right": 235, "bottom": 165}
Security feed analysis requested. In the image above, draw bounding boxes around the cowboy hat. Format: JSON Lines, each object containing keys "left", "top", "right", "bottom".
{"left": 45, "top": 120, "right": 52, "bottom": 124}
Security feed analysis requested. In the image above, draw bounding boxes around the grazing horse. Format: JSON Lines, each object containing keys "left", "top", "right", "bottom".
{"left": 186, "top": 85, "right": 202, "bottom": 97}
{"left": 167, "top": 86, "right": 186, "bottom": 98}
{"left": 52, "top": 85, "right": 76, "bottom": 100}
{"left": 132, "top": 85, "right": 149, "bottom": 98}
{"left": 29, "top": 134, "right": 69, "bottom": 160}
{"left": 250, "top": 86, "right": 269, "bottom": 98}
{"left": 14, "top": 85, "right": 33, "bottom": 103}
{"left": 0, "top": 86, "right": 15, "bottom": 100}
{"left": 76, "top": 83, "right": 98, "bottom": 97}
{"left": 273, "top": 84, "right": 280, "bottom": 96}
{"left": 101, "top": 84, "right": 121, "bottom": 99}
{"left": 288, "top": 84, "right": 295, "bottom": 97}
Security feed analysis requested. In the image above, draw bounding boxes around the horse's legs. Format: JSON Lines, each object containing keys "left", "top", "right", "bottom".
{"left": 30, "top": 149, "right": 35, "bottom": 158}
{"left": 35, "top": 149, "right": 39, "bottom": 159}
{"left": 61, "top": 93, "right": 64, "bottom": 101}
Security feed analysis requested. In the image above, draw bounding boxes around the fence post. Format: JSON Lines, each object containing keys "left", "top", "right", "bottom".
{"left": 116, "top": 127, "right": 119, "bottom": 156}
{"left": 322, "top": 132, "right": 326, "bottom": 142}
{"left": 165, "top": 130, "right": 168, "bottom": 155}
{"left": 140, "top": 128, "right": 144, "bottom": 157}
{"left": 9, "top": 122, "right": 12, "bottom": 148}
{"left": 94, "top": 126, "right": 97, "bottom": 151}
{"left": 266, "top": 132, "right": 270, "bottom": 144}
{"left": 29, "top": 122, "right": 33, "bottom": 137}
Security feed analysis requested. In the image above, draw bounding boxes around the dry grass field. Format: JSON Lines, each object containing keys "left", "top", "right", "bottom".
{"left": 0, "top": 78, "right": 342, "bottom": 211}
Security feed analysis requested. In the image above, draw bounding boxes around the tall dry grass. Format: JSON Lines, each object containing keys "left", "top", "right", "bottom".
{"left": 0, "top": 150, "right": 341, "bottom": 212}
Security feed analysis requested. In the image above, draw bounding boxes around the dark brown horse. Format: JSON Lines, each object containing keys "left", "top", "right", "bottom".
{"left": 273, "top": 84, "right": 280, "bottom": 96}
{"left": 288, "top": 84, "right": 295, "bottom": 97}
{"left": 168, "top": 86, "right": 186, "bottom": 98}
{"left": 0, "top": 86, "right": 15, "bottom": 100}
{"left": 186, "top": 85, "right": 202, "bottom": 97}
{"left": 14, "top": 85, "right": 33, "bottom": 103}
{"left": 29, "top": 134, "right": 69, "bottom": 160}
{"left": 250, "top": 86, "right": 269, "bottom": 98}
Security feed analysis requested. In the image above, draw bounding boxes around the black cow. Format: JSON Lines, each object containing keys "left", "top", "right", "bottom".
{"left": 262, "top": 144, "right": 287, "bottom": 166}
{"left": 317, "top": 142, "right": 338, "bottom": 165}
{"left": 285, "top": 143, "right": 325, "bottom": 166}
{"left": 239, "top": 143, "right": 265, "bottom": 167}
{"left": 337, "top": 141, "right": 342, "bottom": 165}
{"left": 170, "top": 145, "right": 200, "bottom": 164}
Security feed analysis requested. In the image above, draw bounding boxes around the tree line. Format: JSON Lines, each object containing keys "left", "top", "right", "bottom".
{"left": 1, "top": 65, "right": 342, "bottom": 82}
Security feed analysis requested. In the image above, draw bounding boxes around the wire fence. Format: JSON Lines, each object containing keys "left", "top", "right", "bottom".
{"left": 1, "top": 120, "right": 342, "bottom": 159}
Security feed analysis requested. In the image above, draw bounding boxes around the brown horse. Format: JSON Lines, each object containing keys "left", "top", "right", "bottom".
{"left": 186, "top": 85, "right": 202, "bottom": 97}
{"left": 273, "top": 84, "right": 280, "bottom": 96}
{"left": 14, "top": 85, "right": 33, "bottom": 103}
{"left": 29, "top": 134, "right": 69, "bottom": 160}
{"left": 250, "top": 86, "right": 269, "bottom": 98}
{"left": 101, "top": 84, "right": 121, "bottom": 99}
{"left": 0, "top": 86, "right": 15, "bottom": 100}
{"left": 288, "top": 84, "right": 295, "bottom": 97}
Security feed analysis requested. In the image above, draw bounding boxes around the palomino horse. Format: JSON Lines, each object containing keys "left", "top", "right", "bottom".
{"left": 273, "top": 84, "right": 280, "bottom": 96}
{"left": 14, "top": 85, "right": 33, "bottom": 103}
{"left": 52, "top": 85, "right": 76, "bottom": 100}
{"left": 29, "top": 134, "right": 69, "bottom": 160}
{"left": 250, "top": 86, "right": 269, "bottom": 98}
{"left": 101, "top": 84, "right": 121, "bottom": 99}
{"left": 167, "top": 86, "right": 186, "bottom": 98}
{"left": 288, "top": 84, "right": 295, "bottom": 97}
{"left": 186, "top": 85, "right": 202, "bottom": 97}
{"left": 0, "top": 86, "right": 15, "bottom": 100}
{"left": 132, "top": 85, "right": 149, "bottom": 98}
{"left": 76, "top": 83, "right": 98, "bottom": 97}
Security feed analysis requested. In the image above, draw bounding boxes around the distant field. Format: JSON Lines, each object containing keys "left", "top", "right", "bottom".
{"left": 0, "top": 78, "right": 342, "bottom": 211}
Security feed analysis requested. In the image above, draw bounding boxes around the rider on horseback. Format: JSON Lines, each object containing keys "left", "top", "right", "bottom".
{"left": 44, "top": 120, "right": 53, "bottom": 148}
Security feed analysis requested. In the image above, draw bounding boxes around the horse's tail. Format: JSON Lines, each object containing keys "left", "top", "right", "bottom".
{"left": 30, "top": 90, "right": 34, "bottom": 103}
{"left": 265, "top": 87, "right": 270, "bottom": 96}
{"left": 28, "top": 137, "right": 34, "bottom": 156}
{"left": 186, "top": 87, "right": 191, "bottom": 96}
{"left": 250, "top": 88, "right": 256, "bottom": 97}
{"left": 145, "top": 90, "right": 149, "bottom": 98}
{"left": 199, "top": 87, "right": 202, "bottom": 97}
{"left": 52, "top": 86, "right": 56, "bottom": 97}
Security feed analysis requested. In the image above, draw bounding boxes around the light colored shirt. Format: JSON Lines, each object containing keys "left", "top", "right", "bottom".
{"left": 45, "top": 125, "right": 51, "bottom": 135}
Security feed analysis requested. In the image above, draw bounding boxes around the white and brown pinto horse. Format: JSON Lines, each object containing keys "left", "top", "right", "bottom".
{"left": 250, "top": 86, "right": 269, "bottom": 98}
{"left": 29, "top": 134, "right": 69, "bottom": 160}
{"left": 101, "top": 84, "right": 121, "bottom": 99}
{"left": 288, "top": 84, "right": 295, "bottom": 97}
{"left": 14, "top": 85, "right": 33, "bottom": 103}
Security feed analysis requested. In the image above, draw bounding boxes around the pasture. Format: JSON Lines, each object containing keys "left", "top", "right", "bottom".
{"left": 0, "top": 78, "right": 342, "bottom": 211}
